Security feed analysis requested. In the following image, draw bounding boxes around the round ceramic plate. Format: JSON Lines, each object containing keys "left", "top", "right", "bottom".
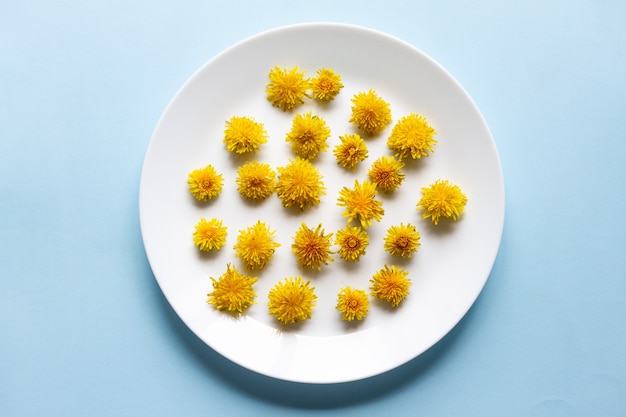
{"left": 139, "top": 23, "right": 504, "bottom": 384}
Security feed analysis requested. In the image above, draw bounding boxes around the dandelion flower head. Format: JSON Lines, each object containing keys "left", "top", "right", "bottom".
{"left": 187, "top": 164, "right": 224, "bottom": 201}
{"left": 337, "top": 179, "right": 384, "bottom": 228}
{"left": 286, "top": 111, "right": 331, "bottom": 160}
{"left": 417, "top": 179, "right": 467, "bottom": 225}
{"left": 236, "top": 160, "right": 276, "bottom": 200}
{"left": 268, "top": 276, "right": 317, "bottom": 325}
{"left": 333, "top": 133, "right": 368, "bottom": 170}
{"left": 275, "top": 157, "right": 326, "bottom": 210}
{"left": 266, "top": 66, "right": 310, "bottom": 111}
{"left": 368, "top": 155, "right": 405, "bottom": 192}
{"left": 370, "top": 264, "right": 411, "bottom": 307}
{"left": 193, "top": 217, "right": 227, "bottom": 252}
{"left": 233, "top": 221, "right": 281, "bottom": 270}
{"left": 387, "top": 113, "right": 437, "bottom": 160}
{"left": 310, "top": 68, "right": 344, "bottom": 101}
{"left": 384, "top": 223, "right": 420, "bottom": 258}
{"left": 223, "top": 115, "right": 268, "bottom": 154}
{"left": 207, "top": 263, "right": 257, "bottom": 313}
{"left": 349, "top": 89, "right": 392, "bottom": 136}
{"left": 335, "top": 226, "right": 369, "bottom": 262}
{"left": 291, "top": 223, "right": 334, "bottom": 271}
{"left": 336, "top": 287, "right": 370, "bottom": 321}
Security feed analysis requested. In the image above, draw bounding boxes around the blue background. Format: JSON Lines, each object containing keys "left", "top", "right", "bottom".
{"left": 2, "top": 1, "right": 625, "bottom": 416}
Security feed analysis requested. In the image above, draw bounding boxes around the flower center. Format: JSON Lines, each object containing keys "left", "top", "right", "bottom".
{"left": 319, "top": 79, "right": 333, "bottom": 93}
{"left": 347, "top": 237, "right": 359, "bottom": 249}
{"left": 396, "top": 236, "right": 410, "bottom": 249}
{"left": 249, "top": 177, "right": 262, "bottom": 187}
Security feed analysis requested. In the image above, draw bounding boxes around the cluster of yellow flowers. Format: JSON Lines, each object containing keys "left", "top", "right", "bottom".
{"left": 266, "top": 66, "right": 344, "bottom": 111}
{"left": 185, "top": 65, "right": 468, "bottom": 325}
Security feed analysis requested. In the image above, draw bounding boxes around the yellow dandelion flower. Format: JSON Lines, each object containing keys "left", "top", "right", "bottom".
{"left": 335, "top": 226, "right": 369, "bottom": 262}
{"left": 368, "top": 155, "right": 405, "bottom": 192}
{"left": 236, "top": 161, "right": 276, "bottom": 200}
{"left": 268, "top": 276, "right": 317, "bottom": 325}
{"left": 349, "top": 89, "right": 392, "bottom": 136}
{"left": 337, "top": 179, "right": 384, "bottom": 228}
{"left": 384, "top": 223, "right": 420, "bottom": 258}
{"left": 336, "top": 287, "right": 370, "bottom": 321}
{"left": 233, "top": 221, "right": 281, "bottom": 270}
{"left": 417, "top": 179, "right": 468, "bottom": 225}
{"left": 266, "top": 66, "right": 310, "bottom": 111}
{"left": 275, "top": 157, "right": 326, "bottom": 210}
{"left": 207, "top": 263, "right": 257, "bottom": 313}
{"left": 387, "top": 113, "right": 437, "bottom": 160}
{"left": 285, "top": 111, "right": 331, "bottom": 160}
{"left": 310, "top": 68, "right": 343, "bottom": 101}
{"left": 187, "top": 164, "right": 224, "bottom": 201}
{"left": 333, "top": 133, "right": 368, "bottom": 170}
{"left": 193, "top": 218, "right": 227, "bottom": 251}
{"left": 291, "top": 222, "right": 334, "bottom": 270}
{"left": 370, "top": 265, "right": 411, "bottom": 307}
{"left": 223, "top": 115, "right": 268, "bottom": 154}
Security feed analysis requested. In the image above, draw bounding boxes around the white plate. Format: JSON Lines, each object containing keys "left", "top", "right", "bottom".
{"left": 139, "top": 23, "right": 504, "bottom": 384}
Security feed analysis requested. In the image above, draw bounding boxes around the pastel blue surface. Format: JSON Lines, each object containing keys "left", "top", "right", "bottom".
{"left": 2, "top": 1, "right": 625, "bottom": 416}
